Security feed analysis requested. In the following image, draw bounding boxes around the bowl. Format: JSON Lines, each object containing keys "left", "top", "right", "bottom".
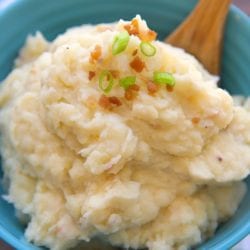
{"left": 0, "top": 0, "right": 250, "bottom": 249}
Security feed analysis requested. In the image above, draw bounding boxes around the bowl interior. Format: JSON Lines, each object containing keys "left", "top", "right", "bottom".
{"left": 0, "top": 0, "right": 250, "bottom": 249}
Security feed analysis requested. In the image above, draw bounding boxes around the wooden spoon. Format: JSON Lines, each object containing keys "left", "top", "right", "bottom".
{"left": 165, "top": 0, "right": 231, "bottom": 75}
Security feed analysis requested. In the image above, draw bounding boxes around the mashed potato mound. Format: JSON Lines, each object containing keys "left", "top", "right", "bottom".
{"left": 0, "top": 16, "right": 249, "bottom": 250}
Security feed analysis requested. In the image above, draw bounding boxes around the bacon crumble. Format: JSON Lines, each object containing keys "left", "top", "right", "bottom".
{"left": 129, "top": 84, "right": 140, "bottom": 91}
{"left": 124, "top": 89, "right": 134, "bottom": 100}
{"left": 192, "top": 117, "right": 200, "bottom": 124}
{"left": 124, "top": 18, "right": 139, "bottom": 36}
{"left": 124, "top": 18, "right": 157, "bottom": 42}
{"left": 99, "top": 95, "right": 111, "bottom": 109}
{"left": 147, "top": 81, "right": 159, "bottom": 94}
{"left": 130, "top": 56, "right": 145, "bottom": 73}
{"left": 88, "top": 71, "right": 96, "bottom": 80}
{"left": 109, "top": 96, "right": 122, "bottom": 106}
{"left": 166, "top": 85, "right": 174, "bottom": 92}
{"left": 89, "top": 45, "right": 102, "bottom": 63}
{"left": 132, "top": 49, "right": 138, "bottom": 56}
{"left": 98, "top": 95, "right": 122, "bottom": 109}
{"left": 124, "top": 84, "right": 140, "bottom": 101}
{"left": 139, "top": 29, "right": 157, "bottom": 42}
{"left": 110, "top": 70, "right": 120, "bottom": 78}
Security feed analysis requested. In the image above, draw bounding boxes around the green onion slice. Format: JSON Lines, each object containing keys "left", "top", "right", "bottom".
{"left": 119, "top": 76, "right": 136, "bottom": 90}
{"left": 112, "top": 31, "right": 130, "bottom": 55}
{"left": 140, "top": 42, "right": 156, "bottom": 57}
{"left": 153, "top": 71, "right": 175, "bottom": 86}
{"left": 99, "top": 70, "right": 114, "bottom": 94}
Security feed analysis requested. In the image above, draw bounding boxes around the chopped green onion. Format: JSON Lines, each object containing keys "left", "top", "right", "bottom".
{"left": 112, "top": 31, "right": 130, "bottom": 55}
{"left": 119, "top": 76, "right": 136, "bottom": 90}
{"left": 153, "top": 72, "right": 175, "bottom": 86}
{"left": 99, "top": 70, "right": 114, "bottom": 94}
{"left": 140, "top": 42, "right": 156, "bottom": 57}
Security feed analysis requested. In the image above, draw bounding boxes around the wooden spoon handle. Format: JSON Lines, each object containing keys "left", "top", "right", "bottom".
{"left": 165, "top": 0, "right": 231, "bottom": 75}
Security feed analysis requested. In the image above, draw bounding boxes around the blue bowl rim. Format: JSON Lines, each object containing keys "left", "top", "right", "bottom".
{"left": 0, "top": 223, "right": 29, "bottom": 250}
{"left": 0, "top": 0, "right": 249, "bottom": 250}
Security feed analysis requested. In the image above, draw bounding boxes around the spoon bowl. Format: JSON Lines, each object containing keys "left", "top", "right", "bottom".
{"left": 165, "top": 0, "right": 231, "bottom": 75}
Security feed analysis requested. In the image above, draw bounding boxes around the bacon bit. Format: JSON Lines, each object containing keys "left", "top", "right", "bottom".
{"left": 147, "top": 81, "right": 159, "bottom": 94}
{"left": 89, "top": 45, "right": 102, "bottom": 64}
{"left": 110, "top": 70, "right": 120, "bottom": 78}
{"left": 108, "top": 96, "right": 122, "bottom": 106}
{"left": 139, "top": 29, "right": 157, "bottom": 42}
{"left": 106, "top": 73, "right": 111, "bottom": 81}
{"left": 124, "top": 18, "right": 157, "bottom": 42}
{"left": 124, "top": 89, "right": 134, "bottom": 100}
{"left": 166, "top": 85, "right": 174, "bottom": 92}
{"left": 124, "top": 18, "right": 139, "bottom": 36}
{"left": 129, "top": 84, "right": 140, "bottom": 91}
{"left": 88, "top": 71, "right": 96, "bottom": 80}
{"left": 124, "top": 24, "right": 134, "bottom": 35}
{"left": 98, "top": 95, "right": 122, "bottom": 109}
{"left": 124, "top": 24, "right": 131, "bottom": 33}
{"left": 98, "top": 94, "right": 111, "bottom": 109}
{"left": 148, "top": 30, "right": 157, "bottom": 40}
{"left": 124, "top": 85, "right": 140, "bottom": 101}
{"left": 130, "top": 56, "right": 145, "bottom": 73}
{"left": 192, "top": 117, "right": 200, "bottom": 124}
{"left": 132, "top": 49, "right": 138, "bottom": 56}
{"left": 131, "top": 19, "right": 139, "bottom": 32}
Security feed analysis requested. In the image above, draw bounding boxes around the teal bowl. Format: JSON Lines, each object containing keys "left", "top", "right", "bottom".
{"left": 0, "top": 0, "right": 250, "bottom": 249}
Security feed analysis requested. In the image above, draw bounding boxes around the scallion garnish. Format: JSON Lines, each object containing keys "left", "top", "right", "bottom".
{"left": 119, "top": 76, "right": 136, "bottom": 90}
{"left": 99, "top": 70, "right": 114, "bottom": 94}
{"left": 112, "top": 31, "right": 130, "bottom": 55}
{"left": 140, "top": 42, "right": 156, "bottom": 57}
{"left": 153, "top": 72, "right": 175, "bottom": 86}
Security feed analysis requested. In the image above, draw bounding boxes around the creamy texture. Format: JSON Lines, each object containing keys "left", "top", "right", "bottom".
{"left": 0, "top": 16, "right": 249, "bottom": 250}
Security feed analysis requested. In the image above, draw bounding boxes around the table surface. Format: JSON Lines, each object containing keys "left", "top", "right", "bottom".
{"left": 0, "top": 0, "right": 249, "bottom": 249}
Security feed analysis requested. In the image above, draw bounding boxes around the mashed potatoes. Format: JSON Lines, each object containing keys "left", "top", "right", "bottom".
{"left": 0, "top": 16, "right": 249, "bottom": 250}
